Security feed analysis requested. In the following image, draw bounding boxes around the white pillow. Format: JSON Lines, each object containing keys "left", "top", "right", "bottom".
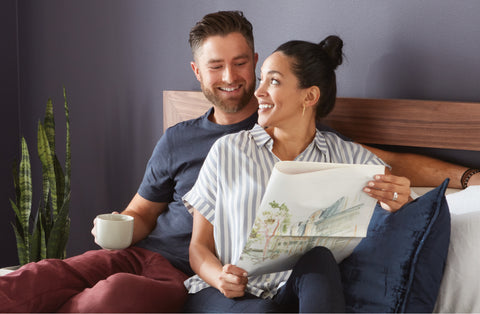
{"left": 434, "top": 186, "right": 480, "bottom": 313}
{"left": 445, "top": 186, "right": 480, "bottom": 215}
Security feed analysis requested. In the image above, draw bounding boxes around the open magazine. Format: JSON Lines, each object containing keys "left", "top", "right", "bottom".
{"left": 236, "top": 161, "right": 384, "bottom": 276}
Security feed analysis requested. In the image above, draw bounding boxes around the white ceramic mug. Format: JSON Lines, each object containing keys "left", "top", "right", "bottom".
{"left": 95, "top": 214, "right": 134, "bottom": 250}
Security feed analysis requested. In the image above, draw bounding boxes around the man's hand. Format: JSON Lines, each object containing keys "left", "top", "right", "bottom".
{"left": 216, "top": 264, "right": 248, "bottom": 299}
{"left": 364, "top": 174, "right": 411, "bottom": 212}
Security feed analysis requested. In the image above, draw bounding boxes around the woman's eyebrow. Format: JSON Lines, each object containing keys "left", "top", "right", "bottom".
{"left": 264, "top": 70, "right": 284, "bottom": 77}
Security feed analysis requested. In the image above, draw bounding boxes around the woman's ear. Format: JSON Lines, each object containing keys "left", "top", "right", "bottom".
{"left": 304, "top": 86, "right": 321, "bottom": 107}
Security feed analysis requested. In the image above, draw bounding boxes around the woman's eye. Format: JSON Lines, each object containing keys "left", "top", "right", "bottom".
{"left": 271, "top": 79, "right": 280, "bottom": 85}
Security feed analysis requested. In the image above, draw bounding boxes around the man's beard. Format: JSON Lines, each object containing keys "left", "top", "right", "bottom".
{"left": 201, "top": 81, "right": 256, "bottom": 113}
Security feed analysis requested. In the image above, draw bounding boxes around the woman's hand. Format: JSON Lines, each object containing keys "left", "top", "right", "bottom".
{"left": 363, "top": 174, "right": 411, "bottom": 212}
{"left": 190, "top": 209, "right": 248, "bottom": 298}
{"left": 216, "top": 264, "right": 248, "bottom": 298}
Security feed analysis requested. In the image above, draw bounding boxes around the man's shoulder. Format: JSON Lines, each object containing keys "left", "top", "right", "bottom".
{"left": 165, "top": 110, "right": 210, "bottom": 133}
{"left": 316, "top": 122, "right": 351, "bottom": 141}
{"left": 319, "top": 129, "right": 354, "bottom": 146}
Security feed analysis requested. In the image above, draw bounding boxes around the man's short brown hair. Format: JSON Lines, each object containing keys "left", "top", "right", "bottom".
{"left": 189, "top": 11, "right": 254, "bottom": 58}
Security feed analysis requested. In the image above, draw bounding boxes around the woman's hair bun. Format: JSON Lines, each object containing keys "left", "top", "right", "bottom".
{"left": 319, "top": 35, "right": 343, "bottom": 69}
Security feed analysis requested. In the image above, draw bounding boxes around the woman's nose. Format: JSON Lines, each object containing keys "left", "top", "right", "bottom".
{"left": 255, "top": 82, "right": 266, "bottom": 98}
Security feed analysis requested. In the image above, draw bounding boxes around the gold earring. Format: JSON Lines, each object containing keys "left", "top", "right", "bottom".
{"left": 302, "top": 104, "right": 306, "bottom": 117}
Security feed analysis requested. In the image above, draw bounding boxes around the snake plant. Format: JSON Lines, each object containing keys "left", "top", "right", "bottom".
{"left": 10, "top": 88, "right": 71, "bottom": 265}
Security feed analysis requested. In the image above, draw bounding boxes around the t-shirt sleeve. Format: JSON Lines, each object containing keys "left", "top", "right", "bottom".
{"left": 323, "top": 132, "right": 390, "bottom": 169}
{"left": 316, "top": 122, "right": 352, "bottom": 141}
{"left": 182, "top": 140, "right": 220, "bottom": 224}
{"left": 137, "top": 129, "right": 175, "bottom": 202}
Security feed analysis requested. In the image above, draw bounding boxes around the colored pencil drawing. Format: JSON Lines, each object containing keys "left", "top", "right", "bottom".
{"left": 240, "top": 196, "right": 363, "bottom": 264}
{"left": 236, "top": 161, "right": 384, "bottom": 276}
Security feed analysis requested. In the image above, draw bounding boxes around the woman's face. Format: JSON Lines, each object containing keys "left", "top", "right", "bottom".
{"left": 255, "top": 52, "right": 307, "bottom": 128}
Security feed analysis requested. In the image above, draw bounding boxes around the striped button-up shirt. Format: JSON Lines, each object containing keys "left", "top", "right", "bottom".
{"left": 183, "top": 124, "right": 385, "bottom": 298}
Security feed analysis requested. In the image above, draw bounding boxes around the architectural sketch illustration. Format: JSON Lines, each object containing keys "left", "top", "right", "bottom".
{"left": 236, "top": 161, "right": 384, "bottom": 276}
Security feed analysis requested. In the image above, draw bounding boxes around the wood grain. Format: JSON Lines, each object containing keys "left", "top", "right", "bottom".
{"left": 164, "top": 90, "right": 480, "bottom": 151}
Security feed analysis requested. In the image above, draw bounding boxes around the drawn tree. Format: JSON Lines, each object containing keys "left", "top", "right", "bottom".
{"left": 254, "top": 201, "right": 291, "bottom": 260}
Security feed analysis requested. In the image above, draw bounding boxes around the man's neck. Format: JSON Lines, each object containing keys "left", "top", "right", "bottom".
{"left": 210, "top": 98, "right": 258, "bottom": 125}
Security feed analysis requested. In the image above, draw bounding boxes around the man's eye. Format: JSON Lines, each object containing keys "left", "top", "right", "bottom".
{"left": 209, "top": 66, "right": 222, "bottom": 70}
{"left": 236, "top": 62, "right": 246, "bottom": 66}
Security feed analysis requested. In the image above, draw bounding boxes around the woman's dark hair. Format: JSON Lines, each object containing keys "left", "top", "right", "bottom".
{"left": 274, "top": 35, "right": 343, "bottom": 119}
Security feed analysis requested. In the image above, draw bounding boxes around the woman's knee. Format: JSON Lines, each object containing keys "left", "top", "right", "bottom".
{"left": 296, "top": 246, "right": 337, "bottom": 271}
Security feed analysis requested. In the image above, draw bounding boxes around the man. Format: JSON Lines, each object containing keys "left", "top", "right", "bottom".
{"left": 1, "top": 10, "right": 478, "bottom": 313}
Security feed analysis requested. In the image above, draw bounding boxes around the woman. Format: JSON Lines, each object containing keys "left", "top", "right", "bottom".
{"left": 182, "top": 36, "right": 411, "bottom": 313}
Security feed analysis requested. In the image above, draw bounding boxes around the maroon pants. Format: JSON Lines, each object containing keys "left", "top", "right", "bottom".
{"left": 0, "top": 247, "right": 188, "bottom": 312}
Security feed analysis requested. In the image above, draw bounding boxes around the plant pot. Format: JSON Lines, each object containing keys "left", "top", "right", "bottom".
{"left": 0, "top": 265, "right": 20, "bottom": 276}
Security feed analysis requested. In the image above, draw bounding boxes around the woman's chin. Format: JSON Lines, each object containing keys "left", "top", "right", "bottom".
{"left": 257, "top": 118, "right": 268, "bottom": 128}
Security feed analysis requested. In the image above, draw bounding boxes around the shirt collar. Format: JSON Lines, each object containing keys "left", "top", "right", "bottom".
{"left": 250, "top": 124, "right": 271, "bottom": 148}
{"left": 250, "top": 124, "right": 330, "bottom": 157}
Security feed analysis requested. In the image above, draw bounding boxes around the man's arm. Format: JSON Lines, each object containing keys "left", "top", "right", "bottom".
{"left": 121, "top": 193, "right": 167, "bottom": 244}
{"left": 365, "top": 145, "right": 480, "bottom": 188}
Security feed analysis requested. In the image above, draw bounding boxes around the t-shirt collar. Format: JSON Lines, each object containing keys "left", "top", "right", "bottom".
{"left": 202, "top": 107, "right": 258, "bottom": 131}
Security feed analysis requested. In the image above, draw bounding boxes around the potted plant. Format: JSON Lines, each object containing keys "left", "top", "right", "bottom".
{"left": 9, "top": 88, "right": 71, "bottom": 266}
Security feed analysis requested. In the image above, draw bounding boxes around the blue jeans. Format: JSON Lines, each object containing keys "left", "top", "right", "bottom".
{"left": 183, "top": 246, "right": 345, "bottom": 313}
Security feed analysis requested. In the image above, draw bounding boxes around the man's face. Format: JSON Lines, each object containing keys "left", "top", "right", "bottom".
{"left": 191, "top": 32, "right": 258, "bottom": 113}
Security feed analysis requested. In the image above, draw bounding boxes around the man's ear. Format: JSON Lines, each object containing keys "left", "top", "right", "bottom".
{"left": 305, "top": 86, "right": 321, "bottom": 107}
{"left": 191, "top": 61, "right": 201, "bottom": 82}
{"left": 254, "top": 52, "right": 259, "bottom": 68}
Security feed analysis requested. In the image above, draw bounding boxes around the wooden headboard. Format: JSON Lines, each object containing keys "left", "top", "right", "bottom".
{"left": 163, "top": 90, "right": 480, "bottom": 152}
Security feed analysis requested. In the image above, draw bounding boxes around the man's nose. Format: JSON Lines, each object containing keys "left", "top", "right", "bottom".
{"left": 222, "top": 65, "right": 237, "bottom": 83}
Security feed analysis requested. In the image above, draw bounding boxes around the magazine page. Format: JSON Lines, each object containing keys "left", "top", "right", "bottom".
{"left": 236, "top": 161, "right": 384, "bottom": 276}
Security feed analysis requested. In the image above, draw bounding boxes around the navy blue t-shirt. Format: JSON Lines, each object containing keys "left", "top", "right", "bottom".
{"left": 136, "top": 106, "right": 349, "bottom": 276}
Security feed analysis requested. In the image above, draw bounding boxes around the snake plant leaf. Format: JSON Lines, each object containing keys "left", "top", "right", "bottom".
{"left": 10, "top": 199, "right": 29, "bottom": 264}
{"left": 47, "top": 192, "right": 70, "bottom": 258}
{"left": 44, "top": 99, "right": 55, "bottom": 152}
{"left": 9, "top": 200, "right": 24, "bottom": 235}
{"left": 12, "top": 159, "right": 20, "bottom": 205}
{"left": 11, "top": 88, "right": 71, "bottom": 265}
{"left": 30, "top": 212, "right": 41, "bottom": 262}
{"left": 37, "top": 122, "right": 58, "bottom": 217}
{"left": 53, "top": 155, "right": 65, "bottom": 216}
{"left": 18, "top": 137, "right": 32, "bottom": 242}
{"left": 30, "top": 210, "right": 47, "bottom": 262}
{"left": 60, "top": 217, "right": 70, "bottom": 258}
{"left": 63, "top": 87, "right": 71, "bottom": 194}
{"left": 30, "top": 206, "right": 48, "bottom": 262}
{"left": 45, "top": 98, "right": 66, "bottom": 213}
{"left": 11, "top": 223, "right": 28, "bottom": 265}
{"left": 42, "top": 195, "right": 53, "bottom": 239}
{"left": 41, "top": 182, "right": 53, "bottom": 233}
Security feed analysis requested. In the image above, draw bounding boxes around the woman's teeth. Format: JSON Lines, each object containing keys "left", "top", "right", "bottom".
{"left": 259, "top": 104, "right": 273, "bottom": 109}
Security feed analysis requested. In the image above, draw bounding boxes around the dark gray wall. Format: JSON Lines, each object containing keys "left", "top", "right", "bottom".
{"left": 0, "top": 0, "right": 20, "bottom": 267}
{"left": 1, "top": 0, "right": 479, "bottom": 267}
